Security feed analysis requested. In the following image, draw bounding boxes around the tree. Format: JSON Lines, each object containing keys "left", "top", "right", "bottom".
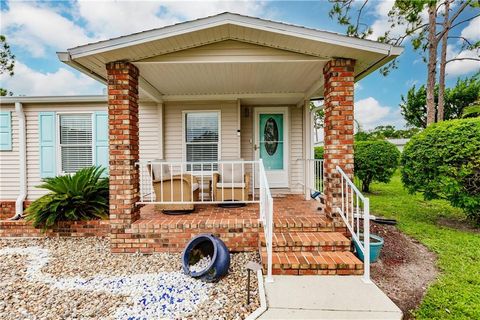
{"left": 354, "top": 140, "right": 400, "bottom": 192}
{"left": 400, "top": 73, "right": 480, "bottom": 128}
{"left": 329, "top": 0, "right": 479, "bottom": 126}
{"left": 401, "top": 118, "right": 480, "bottom": 224}
{"left": 0, "top": 35, "right": 15, "bottom": 96}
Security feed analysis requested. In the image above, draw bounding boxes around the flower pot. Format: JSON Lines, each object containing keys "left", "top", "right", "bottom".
{"left": 182, "top": 234, "right": 230, "bottom": 282}
{"left": 353, "top": 233, "right": 384, "bottom": 263}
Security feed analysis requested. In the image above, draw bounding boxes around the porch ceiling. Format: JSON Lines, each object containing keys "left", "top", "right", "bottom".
{"left": 58, "top": 12, "right": 403, "bottom": 104}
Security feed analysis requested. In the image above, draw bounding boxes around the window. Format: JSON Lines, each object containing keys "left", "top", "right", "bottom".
{"left": 185, "top": 112, "right": 219, "bottom": 170}
{"left": 59, "top": 114, "right": 93, "bottom": 173}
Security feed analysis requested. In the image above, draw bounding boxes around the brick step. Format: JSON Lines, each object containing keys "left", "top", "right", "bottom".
{"left": 259, "top": 232, "right": 351, "bottom": 252}
{"left": 261, "top": 251, "right": 364, "bottom": 276}
{"left": 270, "top": 216, "right": 342, "bottom": 232}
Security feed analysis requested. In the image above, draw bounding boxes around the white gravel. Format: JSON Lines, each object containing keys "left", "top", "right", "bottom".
{"left": 0, "top": 238, "right": 260, "bottom": 320}
{"left": 189, "top": 256, "right": 212, "bottom": 273}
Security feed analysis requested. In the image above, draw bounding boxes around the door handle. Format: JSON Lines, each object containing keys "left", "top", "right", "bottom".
{"left": 254, "top": 144, "right": 258, "bottom": 151}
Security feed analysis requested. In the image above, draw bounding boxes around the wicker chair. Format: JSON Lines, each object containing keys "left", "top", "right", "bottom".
{"left": 148, "top": 163, "right": 199, "bottom": 212}
{"left": 212, "top": 163, "right": 250, "bottom": 202}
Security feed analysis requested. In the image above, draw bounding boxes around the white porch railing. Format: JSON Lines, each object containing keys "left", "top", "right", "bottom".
{"left": 135, "top": 159, "right": 274, "bottom": 281}
{"left": 259, "top": 159, "right": 274, "bottom": 282}
{"left": 299, "top": 159, "right": 324, "bottom": 196}
{"left": 336, "top": 165, "right": 371, "bottom": 283}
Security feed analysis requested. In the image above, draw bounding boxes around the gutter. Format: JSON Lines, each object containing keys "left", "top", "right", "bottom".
{"left": 10, "top": 102, "right": 27, "bottom": 219}
{"left": 355, "top": 44, "right": 404, "bottom": 81}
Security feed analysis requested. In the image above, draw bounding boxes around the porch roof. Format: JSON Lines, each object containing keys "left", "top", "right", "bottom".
{"left": 58, "top": 12, "right": 403, "bottom": 105}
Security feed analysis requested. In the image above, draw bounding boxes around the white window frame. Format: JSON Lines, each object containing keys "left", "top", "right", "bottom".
{"left": 56, "top": 112, "right": 94, "bottom": 175}
{"left": 182, "top": 110, "right": 221, "bottom": 172}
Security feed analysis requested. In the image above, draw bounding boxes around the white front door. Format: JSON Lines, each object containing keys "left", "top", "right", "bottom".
{"left": 254, "top": 107, "right": 289, "bottom": 188}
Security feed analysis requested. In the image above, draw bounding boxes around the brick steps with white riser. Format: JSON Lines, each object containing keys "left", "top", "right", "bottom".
{"left": 259, "top": 232, "right": 351, "bottom": 252}
{"left": 260, "top": 250, "right": 364, "bottom": 275}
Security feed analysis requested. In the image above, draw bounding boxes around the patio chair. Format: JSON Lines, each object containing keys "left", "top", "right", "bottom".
{"left": 212, "top": 163, "right": 250, "bottom": 202}
{"left": 147, "top": 163, "right": 200, "bottom": 212}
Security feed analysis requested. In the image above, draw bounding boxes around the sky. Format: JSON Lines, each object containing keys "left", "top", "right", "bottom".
{"left": 1, "top": 0, "right": 479, "bottom": 130}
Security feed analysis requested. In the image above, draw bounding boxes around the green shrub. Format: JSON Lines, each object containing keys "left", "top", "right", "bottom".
{"left": 26, "top": 166, "right": 109, "bottom": 230}
{"left": 354, "top": 141, "right": 400, "bottom": 192}
{"left": 401, "top": 118, "right": 480, "bottom": 224}
{"left": 314, "top": 146, "right": 324, "bottom": 159}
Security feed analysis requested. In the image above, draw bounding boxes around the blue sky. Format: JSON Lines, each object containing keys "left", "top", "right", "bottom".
{"left": 1, "top": 0, "right": 479, "bottom": 129}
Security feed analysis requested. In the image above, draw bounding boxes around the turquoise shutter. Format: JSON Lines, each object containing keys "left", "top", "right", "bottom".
{"left": 39, "top": 112, "right": 57, "bottom": 178}
{"left": 0, "top": 111, "right": 12, "bottom": 151}
{"left": 94, "top": 111, "right": 109, "bottom": 175}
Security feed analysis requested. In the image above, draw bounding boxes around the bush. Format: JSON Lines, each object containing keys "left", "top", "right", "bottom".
{"left": 401, "top": 118, "right": 480, "bottom": 224}
{"left": 354, "top": 141, "right": 400, "bottom": 192}
{"left": 314, "top": 146, "right": 324, "bottom": 159}
{"left": 26, "top": 166, "right": 109, "bottom": 230}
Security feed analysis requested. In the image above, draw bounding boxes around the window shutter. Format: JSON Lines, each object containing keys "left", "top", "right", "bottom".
{"left": 94, "top": 111, "right": 109, "bottom": 175}
{"left": 0, "top": 111, "right": 12, "bottom": 151}
{"left": 39, "top": 112, "right": 57, "bottom": 178}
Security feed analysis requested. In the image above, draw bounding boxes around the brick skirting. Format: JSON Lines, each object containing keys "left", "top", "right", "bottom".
{"left": 0, "top": 219, "right": 110, "bottom": 238}
{"left": 0, "top": 200, "right": 31, "bottom": 220}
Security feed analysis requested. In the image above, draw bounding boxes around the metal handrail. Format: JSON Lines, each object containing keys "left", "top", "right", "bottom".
{"left": 335, "top": 165, "right": 371, "bottom": 283}
{"left": 258, "top": 159, "right": 274, "bottom": 282}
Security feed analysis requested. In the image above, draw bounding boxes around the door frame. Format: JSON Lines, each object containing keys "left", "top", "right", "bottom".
{"left": 254, "top": 106, "right": 289, "bottom": 188}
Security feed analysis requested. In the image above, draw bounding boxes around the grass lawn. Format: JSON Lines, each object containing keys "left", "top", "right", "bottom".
{"left": 368, "top": 171, "right": 480, "bottom": 320}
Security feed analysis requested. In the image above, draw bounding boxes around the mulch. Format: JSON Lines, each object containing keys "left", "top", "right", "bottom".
{"left": 369, "top": 222, "right": 438, "bottom": 319}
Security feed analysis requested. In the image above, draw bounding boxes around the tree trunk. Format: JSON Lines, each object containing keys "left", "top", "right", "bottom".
{"left": 438, "top": 0, "right": 451, "bottom": 122}
{"left": 426, "top": 2, "right": 438, "bottom": 126}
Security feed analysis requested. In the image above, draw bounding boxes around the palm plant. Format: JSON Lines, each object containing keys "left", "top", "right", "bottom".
{"left": 26, "top": 166, "right": 109, "bottom": 230}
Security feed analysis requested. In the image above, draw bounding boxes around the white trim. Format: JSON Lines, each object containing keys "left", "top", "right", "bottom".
{"left": 0, "top": 95, "right": 107, "bottom": 104}
{"left": 55, "top": 112, "right": 95, "bottom": 175}
{"left": 254, "top": 107, "right": 289, "bottom": 188}
{"left": 67, "top": 13, "right": 402, "bottom": 58}
{"left": 162, "top": 92, "right": 305, "bottom": 102}
{"left": 181, "top": 110, "right": 222, "bottom": 164}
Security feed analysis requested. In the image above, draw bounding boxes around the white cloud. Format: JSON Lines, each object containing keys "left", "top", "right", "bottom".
{"left": 74, "top": 0, "right": 267, "bottom": 40}
{"left": 368, "top": 0, "right": 428, "bottom": 41}
{"left": 355, "top": 97, "right": 405, "bottom": 130}
{"left": 460, "top": 16, "right": 480, "bottom": 42}
{"left": 0, "top": 2, "right": 95, "bottom": 57}
{"left": 0, "top": 61, "right": 103, "bottom": 96}
{"left": 445, "top": 44, "right": 480, "bottom": 77}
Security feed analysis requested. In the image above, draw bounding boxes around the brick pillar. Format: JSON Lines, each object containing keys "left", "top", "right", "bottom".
{"left": 106, "top": 61, "right": 140, "bottom": 252}
{"left": 323, "top": 58, "right": 355, "bottom": 217}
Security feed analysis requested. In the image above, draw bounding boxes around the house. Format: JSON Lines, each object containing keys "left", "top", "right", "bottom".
{"left": 0, "top": 13, "right": 403, "bottom": 281}
{"left": 387, "top": 138, "right": 410, "bottom": 151}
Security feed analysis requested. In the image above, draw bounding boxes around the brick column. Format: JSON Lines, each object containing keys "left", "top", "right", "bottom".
{"left": 322, "top": 58, "right": 355, "bottom": 217}
{"left": 106, "top": 61, "right": 140, "bottom": 252}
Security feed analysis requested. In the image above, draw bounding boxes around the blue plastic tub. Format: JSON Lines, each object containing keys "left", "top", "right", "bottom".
{"left": 353, "top": 233, "right": 384, "bottom": 263}
{"left": 182, "top": 234, "right": 230, "bottom": 282}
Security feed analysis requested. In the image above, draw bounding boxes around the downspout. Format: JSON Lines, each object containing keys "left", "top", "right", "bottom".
{"left": 10, "top": 102, "right": 27, "bottom": 220}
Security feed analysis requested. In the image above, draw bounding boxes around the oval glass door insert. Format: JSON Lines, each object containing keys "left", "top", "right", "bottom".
{"left": 264, "top": 117, "right": 279, "bottom": 156}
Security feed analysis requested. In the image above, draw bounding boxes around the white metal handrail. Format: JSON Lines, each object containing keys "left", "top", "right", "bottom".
{"left": 305, "top": 159, "right": 324, "bottom": 194}
{"left": 336, "top": 165, "right": 371, "bottom": 283}
{"left": 136, "top": 160, "right": 261, "bottom": 204}
{"left": 259, "top": 159, "right": 274, "bottom": 282}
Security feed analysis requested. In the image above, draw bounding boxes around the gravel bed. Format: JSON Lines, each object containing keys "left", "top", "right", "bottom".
{"left": 0, "top": 238, "right": 260, "bottom": 320}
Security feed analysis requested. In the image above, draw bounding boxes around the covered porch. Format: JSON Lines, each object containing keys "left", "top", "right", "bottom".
{"left": 58, "top": 13, "right": 402, "bottom": 281}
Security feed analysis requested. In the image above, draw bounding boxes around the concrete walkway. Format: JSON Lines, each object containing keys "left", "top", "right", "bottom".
{"left": 259, "top": 276, "right": 402, "bottom": 319}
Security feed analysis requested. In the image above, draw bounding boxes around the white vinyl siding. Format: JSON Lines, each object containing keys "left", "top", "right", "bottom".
{"left": 0, "top": 106, "right": 19, "bottom": 199}
{"left": 289, "top": 106, "right": 304, "bottom": 193}
{"left": 58, "top": 114, "right": 93, "bottom": 173}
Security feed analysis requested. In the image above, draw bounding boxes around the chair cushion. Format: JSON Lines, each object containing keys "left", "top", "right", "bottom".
{"left": 151, "top": 163, "right": 171, "bottom": 180}
{"left": 191, "top": 183, "right": 199, "bottom": 191}
{"left": 220, "top": 163, "right": 244, "bottom": 183}
{"left": 217, "top": 182, "right": 246, "bottom": 188}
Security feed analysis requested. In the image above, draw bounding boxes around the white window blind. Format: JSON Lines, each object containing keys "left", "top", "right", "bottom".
{"left": 59, "top": 114, "right": 93, "bottom": 173}
{"left": 185, "top": 112, "right": 219, "bottom": 170}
